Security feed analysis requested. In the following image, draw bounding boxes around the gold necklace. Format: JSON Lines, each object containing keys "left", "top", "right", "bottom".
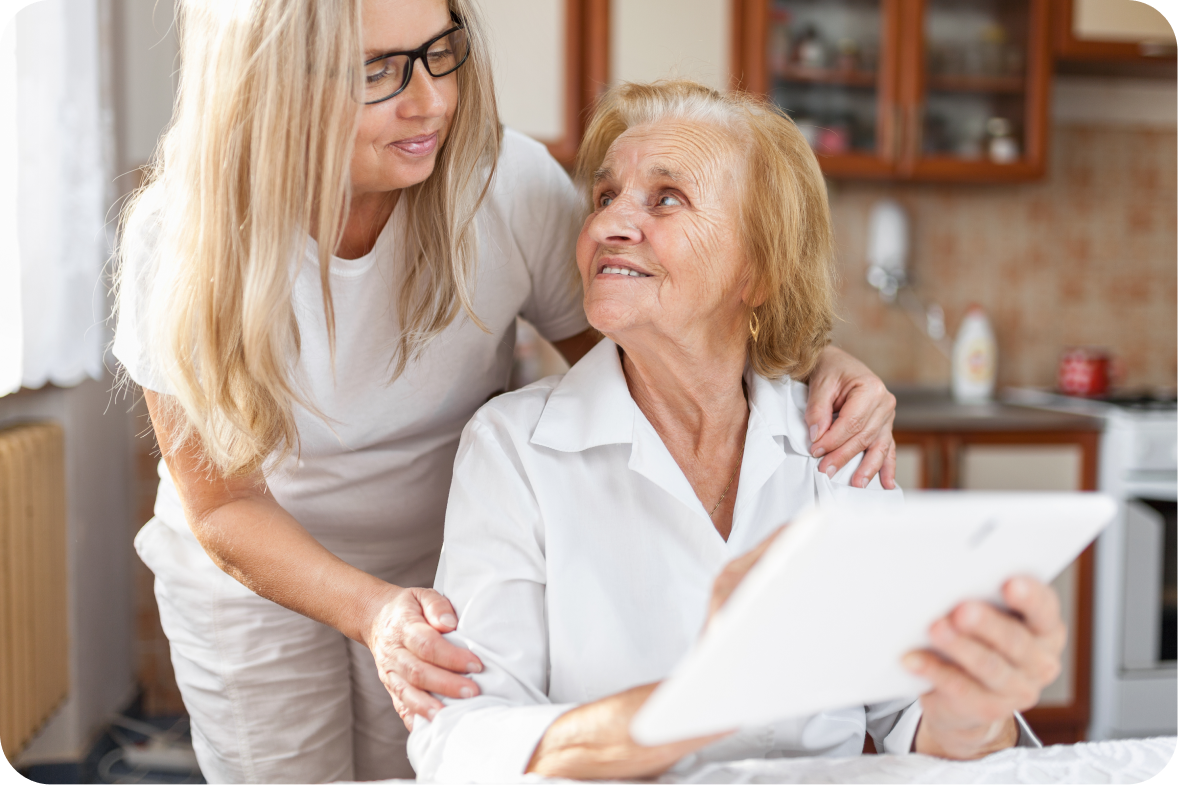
{"left": 709, "top": 442, "right": 745, "bottom": 518}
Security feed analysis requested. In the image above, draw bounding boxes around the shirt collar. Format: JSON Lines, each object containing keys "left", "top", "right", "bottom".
{"left": 531, "top": 337, "right": 814, "bottom": 459}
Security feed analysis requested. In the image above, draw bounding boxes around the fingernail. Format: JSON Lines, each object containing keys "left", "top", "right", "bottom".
{"left": 902, "top": 652, "right": 923, "bottom": 672}
{"left": 809, "top": 424, "right": 820, "bottom": 441}
{"left": 824, "top": 465, "right": 837, "bottom": 478}
{"left": 427, "top": 708, "right": 438, "bottom": 720}
{"left": 812, "top": 446, "right": 826, "bottom": 458}
{"left": 459, "top": 687, "right": 475, "bottom": 699}
{"left": 960, "top": 603, "right": 983, "bottom": 627}
{"left": 855, "top": 477, "right": 867, "bottom": 488}
{"left": 465, "top": 661, "right": 482, "bottom": 673}
{"left": 1010, "top": 578, "right": 1030, "bottom": 599}
{"left": 439, "top": 614, "right": 457, "bottom": 629}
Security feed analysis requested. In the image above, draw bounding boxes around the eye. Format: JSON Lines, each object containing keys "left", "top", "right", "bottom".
{"left": 598, "top": 193, "right": 614, "bottom": 208}
{"left": 657, "top": 193, "right": 683, "bottom": 207}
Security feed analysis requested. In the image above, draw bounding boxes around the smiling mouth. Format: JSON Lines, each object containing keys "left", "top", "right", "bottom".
{"left": 599, "top": 263, "right": 651, "bottom": 278}
{"left": 390, "top": 132, "right": 438, "bottom": 156}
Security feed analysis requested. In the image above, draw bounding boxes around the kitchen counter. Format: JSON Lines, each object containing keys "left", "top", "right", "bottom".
{"left": 893, "top": 387, "right": 1103, "bottom": 433}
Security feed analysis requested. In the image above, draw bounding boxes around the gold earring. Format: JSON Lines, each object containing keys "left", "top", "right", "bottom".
{"left": 749, "top": 310, "right": 760, "bottom": 343}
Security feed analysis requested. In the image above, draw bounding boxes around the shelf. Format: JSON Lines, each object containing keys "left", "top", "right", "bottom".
{"left": 926, "top": 74, "right": 1026, "bottom": 93}
{"left": 773, "top": 64, "right": 878, "bottom": 87}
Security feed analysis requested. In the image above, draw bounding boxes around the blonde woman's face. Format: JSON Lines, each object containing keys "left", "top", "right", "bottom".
{"left": 353, "top": 0, "right": 458, "bottom": 195}
{"left": 577, "top": 121, "right": 751, "bottom": 348}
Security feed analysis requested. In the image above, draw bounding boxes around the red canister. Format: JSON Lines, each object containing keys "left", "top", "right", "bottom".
{"left": 1058, "top": 348, "right": 1111, "bottom": 397}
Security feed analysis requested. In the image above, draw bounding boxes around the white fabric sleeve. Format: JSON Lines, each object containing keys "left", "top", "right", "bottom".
{"left": 867, "top": 699, "right": 1041, "bottom": 754}
{"left": 407, "top": 415, "right": 574, "bottom": 782}
{"left": 512, "top": 140, "right": 590, "bottom": 344}
{"left": 111, "top": 190, "right": 174, "bottom": 394}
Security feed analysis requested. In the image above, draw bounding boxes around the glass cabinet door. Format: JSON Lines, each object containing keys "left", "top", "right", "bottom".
{"left": 905, "top": 0, "right": 1050, "bottom": 179}
{"left": 762, "top": 0, "right": 899, "bottom": 176}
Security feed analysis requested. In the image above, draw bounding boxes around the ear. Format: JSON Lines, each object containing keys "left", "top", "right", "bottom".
{"left": 739, "top": 265, "right": 768, "bottom": 309}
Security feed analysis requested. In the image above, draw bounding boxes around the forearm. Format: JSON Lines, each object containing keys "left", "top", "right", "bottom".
{"left": 188, "top": 494, "right": 395, "bottom": 644}
{"left": 527, "top": 683, "right": 720, "bottom": 780}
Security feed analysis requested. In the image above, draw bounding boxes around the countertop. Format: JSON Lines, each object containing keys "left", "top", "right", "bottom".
{"left": 893, "top": 387, "right": 1103, "bottom": 433}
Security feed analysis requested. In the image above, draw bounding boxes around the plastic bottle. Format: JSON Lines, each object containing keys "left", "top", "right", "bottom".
{"left": 952, "top": 305, "right": 997, "bottom": 403}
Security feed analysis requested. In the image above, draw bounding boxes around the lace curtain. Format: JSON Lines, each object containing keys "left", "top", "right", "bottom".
{"left": 1, "top": 0, "right": 111, "bottom": 397}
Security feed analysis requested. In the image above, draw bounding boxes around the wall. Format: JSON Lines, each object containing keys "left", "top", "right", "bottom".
{"left": 1, "top": 378, "right": 136, "bottom": 764}
{"left": 830, "top": 113, "right": 1177, "bottom": 391}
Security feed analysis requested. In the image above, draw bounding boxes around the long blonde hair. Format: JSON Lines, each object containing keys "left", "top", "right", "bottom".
{"left": 575, "top": 80, "right": 834, "bottom": 380}
{"left": 117, "top": 0, "right": 500, "bottom": 476}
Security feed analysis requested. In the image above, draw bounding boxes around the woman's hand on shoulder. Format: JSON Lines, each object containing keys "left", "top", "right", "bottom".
{"left": 904, "top": 576, "right": 1066, "bottom": 759}
{"left": 363, "top": 586, "right": 485, "bottom": 730}
{"left": 805, "top": 346, "right": 897, "bottom": 490}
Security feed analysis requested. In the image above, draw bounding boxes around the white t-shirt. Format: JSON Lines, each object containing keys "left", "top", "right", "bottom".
{"left": 114, "top": 129, "right": 590, "bottom": 582}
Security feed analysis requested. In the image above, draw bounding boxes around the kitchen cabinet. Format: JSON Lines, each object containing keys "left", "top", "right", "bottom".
{"left": 894, "top": 391, "right": 1103, "bottom": 743}
{"left": 1053, "top": 0, "right": 1177, "bottom": 61}
{"left": 731, "top": 0, "right": 1054, "bottom": 181}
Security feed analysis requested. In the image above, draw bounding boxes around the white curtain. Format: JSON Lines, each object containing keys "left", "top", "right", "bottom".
{"left": 1, "top": 0, "right": 110, "bottom": 396}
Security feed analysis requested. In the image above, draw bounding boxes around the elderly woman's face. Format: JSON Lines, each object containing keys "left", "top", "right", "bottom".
{"left": 577, "top": 121, "right": 750, "bottom": 346}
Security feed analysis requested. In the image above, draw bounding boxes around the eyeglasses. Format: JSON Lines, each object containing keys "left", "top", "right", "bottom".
{"left": 363, "top": 19, "right": 470, "bottom": 105}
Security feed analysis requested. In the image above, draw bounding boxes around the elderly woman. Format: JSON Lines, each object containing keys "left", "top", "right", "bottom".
{"left": 407, "top": 81, "right": 1065, "bottom": 782}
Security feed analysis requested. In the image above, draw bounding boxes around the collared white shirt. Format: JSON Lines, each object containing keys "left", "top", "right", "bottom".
{"left": 409, "top": 338, "right": 916, "bottom": 781}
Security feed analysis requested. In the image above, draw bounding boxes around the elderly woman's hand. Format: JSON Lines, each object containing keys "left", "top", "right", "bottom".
{"left": 904, "top": 576, "right": 1066, "bottom": 759}
{"left": 805, "top": 346, "right": 897, "bottom": 490}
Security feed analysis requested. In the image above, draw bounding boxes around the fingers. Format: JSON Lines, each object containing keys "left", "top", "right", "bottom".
{"left": 927, "top": 618, "right": 1039, "bottom": 710}
{"left": 803, "top": 373, "right": 839, "bottom": 446}
{"left": 849, "top": 434, "right": 895, "bottom": 489}
{"left": 418, "top": 588, "right": 459, "bottom": 632}
{"left": 813, "top": 389, "right": 895, "bottom": 477}
{"left": 400, "top": 615, "right": 484, "bottom": 676}
{"left": 903, "top": 650, "right": 1012, "bottom": 726}
{"left": 880, "top": 442, "right": 897, "bottom": 490}
{"left": 381, "top": 670, "right": 445, "bottom": 730}
{"left": 1003, "top": 577, "right": 1065, "bottom": 639}
{"left": 388, "top": 645, "right": 481, "bottom": 701}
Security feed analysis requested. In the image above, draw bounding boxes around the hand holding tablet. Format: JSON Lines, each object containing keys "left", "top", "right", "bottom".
{"left": 632, "top": 492, "right": 1115, "bottom": 753}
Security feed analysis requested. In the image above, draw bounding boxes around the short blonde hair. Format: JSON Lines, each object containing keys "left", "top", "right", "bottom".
{"left": 575, "top": 80, "right": 835, "bottom": 381}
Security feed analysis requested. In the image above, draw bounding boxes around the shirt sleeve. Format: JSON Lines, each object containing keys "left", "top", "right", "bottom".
{"left": 867, "top": 699, "right": 1042, "bottom": 754}
{"left": 111, "top": 188, "right": 174, "bottom": 394}
{"left": 506, "top": 133, "right": 591, "bottom": 344}
{"left": 407, "top": 412, "right": 575, "bottom": 782}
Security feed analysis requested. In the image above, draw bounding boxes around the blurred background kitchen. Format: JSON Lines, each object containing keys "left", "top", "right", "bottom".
{"left": 1, "top": 0, "right": 1175, "bottom": 782}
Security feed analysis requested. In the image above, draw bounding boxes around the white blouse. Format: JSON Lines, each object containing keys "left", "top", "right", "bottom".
{"left": 409, "top": 338, "right": 915, "bottom": 781}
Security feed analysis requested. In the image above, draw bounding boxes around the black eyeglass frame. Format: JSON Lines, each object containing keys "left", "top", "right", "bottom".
{"left": 363, "top": 16, "right": 470, "bottom": 105}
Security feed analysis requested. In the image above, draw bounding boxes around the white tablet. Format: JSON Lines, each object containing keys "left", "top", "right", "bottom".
{"left": 630, "top": 491, "right": 1116, "bottom": 745}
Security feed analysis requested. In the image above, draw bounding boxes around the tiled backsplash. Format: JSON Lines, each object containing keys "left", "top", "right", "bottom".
{"left": 828, "top": 122, "right": 1177, "bottom": 392}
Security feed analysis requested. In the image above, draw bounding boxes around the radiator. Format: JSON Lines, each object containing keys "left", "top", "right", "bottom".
{"left": 0, "top": 422, "right": 68, "bottom": 761}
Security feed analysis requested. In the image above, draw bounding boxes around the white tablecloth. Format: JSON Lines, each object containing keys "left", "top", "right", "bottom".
{"left": 351, "top": 735, "right": 1178, "bottom": 777}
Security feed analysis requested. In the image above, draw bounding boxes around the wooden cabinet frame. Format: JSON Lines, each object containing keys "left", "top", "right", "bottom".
{"left": 543, "top": 0, "right": 611, "bottom": 167}
{"left": 895, "top": 428, "right": 1101, "bottom": 743}
{"left": 730, "top": 0, "right": 1054, "bottom": 181}
{"left": 1052, "top": 0, "right": 1178, "bottom": 61}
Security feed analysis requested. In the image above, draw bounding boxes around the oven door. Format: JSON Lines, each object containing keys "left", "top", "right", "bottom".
{"left": 1122, "top": 499, "right": 1177, "bottom": 669}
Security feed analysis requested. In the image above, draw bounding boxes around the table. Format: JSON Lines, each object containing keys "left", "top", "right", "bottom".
{"left": 348, "top": 735, "right": 1178, "bottom": 777}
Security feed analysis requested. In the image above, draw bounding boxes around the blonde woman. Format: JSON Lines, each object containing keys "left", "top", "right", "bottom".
{"left": 114, "top": 0, "right": 900, "bottom": 781}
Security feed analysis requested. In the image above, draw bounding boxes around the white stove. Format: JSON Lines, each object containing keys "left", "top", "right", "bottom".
{"left": 1006, "top": 389, "right": 1177, "bottom": 739}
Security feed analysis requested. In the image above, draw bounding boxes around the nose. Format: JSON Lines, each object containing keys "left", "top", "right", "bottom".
{"left": 396, "top": 59, "right": 447, "bottom": 119}
{"left": 588, "top": 197, "right": 643, "bottom": 246}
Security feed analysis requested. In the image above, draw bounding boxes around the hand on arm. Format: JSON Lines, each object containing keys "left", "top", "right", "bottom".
{"left": 805, "top": 346, "right": 897, "bottom": 489}
{"left": 904, "top": 577, "right": 1065, "bottom": 759}
{"left": 143, "top": 390, "right": 482, "bottom": 730}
